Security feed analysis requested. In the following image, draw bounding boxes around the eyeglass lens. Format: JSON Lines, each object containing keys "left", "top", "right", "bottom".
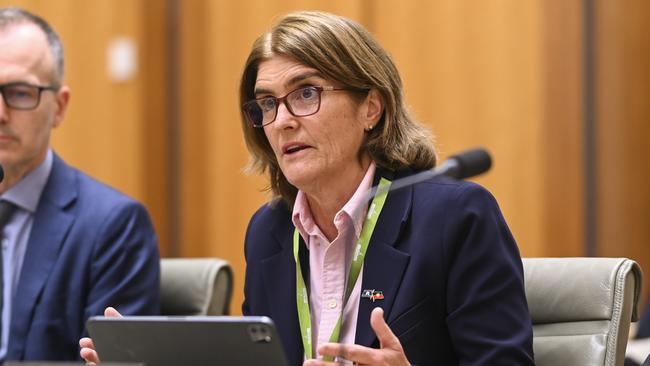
{"left": 244, "top": 86, "right": 322, "bottom": 127}
{"left": 1, "top": 84, "right": 43, "bottom": 110}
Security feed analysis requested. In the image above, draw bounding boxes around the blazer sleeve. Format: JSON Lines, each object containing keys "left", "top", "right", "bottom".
{"left": 84, "top": 201, "right": 160, "bottom": 322}
{"left": 442, "top": 183, "right": 534, "bottom": 365}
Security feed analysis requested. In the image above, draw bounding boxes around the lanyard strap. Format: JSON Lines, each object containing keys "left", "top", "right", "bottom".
{"left": 293, "top": 177, "right": 392, "bottom": 360}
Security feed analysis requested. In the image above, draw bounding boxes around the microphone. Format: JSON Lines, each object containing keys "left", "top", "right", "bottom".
{"left": 433, "top": 148, "right": 492, "bottom": 179}
{"left": 367, "top": 148, "right": 492, "bottom": 199}
{"left": 0, "top": 164, "right": 3, "bottom": 183}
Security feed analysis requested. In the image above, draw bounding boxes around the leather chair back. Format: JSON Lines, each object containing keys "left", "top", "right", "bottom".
{"left": 523, "top": 257, "right": 642, "bottom": 366}
{"left": 160, "top": 257, "right": 233, "bottom": 315}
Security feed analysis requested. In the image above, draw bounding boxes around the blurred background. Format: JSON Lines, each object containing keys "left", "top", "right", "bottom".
{"left": 2, "top": 0, "right": 647, "bottom": 315}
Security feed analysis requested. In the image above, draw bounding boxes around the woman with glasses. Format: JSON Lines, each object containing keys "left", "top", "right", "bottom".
{"left": 239, "top": 11, "right": 534, "bottom": 366}
{"left": 81, "top": 10, "right": 534, "bottom": 366}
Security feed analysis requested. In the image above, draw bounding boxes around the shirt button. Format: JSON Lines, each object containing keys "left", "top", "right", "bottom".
{"left": 328, "top": 299, "right": 337, "bottom": 309}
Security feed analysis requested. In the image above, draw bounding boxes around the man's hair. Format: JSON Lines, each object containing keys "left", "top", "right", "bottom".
{"left": 239, "top": 11, "right": 437, "bottom": 205}
{"left": 0, "top": 7, "right": 64, "bottom": 86}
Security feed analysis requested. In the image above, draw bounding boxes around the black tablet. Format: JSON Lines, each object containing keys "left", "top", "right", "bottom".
{"left": 87, "top": 316, "right": 288, "bottom": 366}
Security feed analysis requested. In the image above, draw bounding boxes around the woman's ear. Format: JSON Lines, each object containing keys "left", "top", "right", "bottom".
{"left": 363, "top": 89, "right": 384, "bottom": 126}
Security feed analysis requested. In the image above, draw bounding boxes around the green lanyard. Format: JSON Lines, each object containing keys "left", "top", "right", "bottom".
{"left": 293, "top": 177, "right": 392, "bottom": 360}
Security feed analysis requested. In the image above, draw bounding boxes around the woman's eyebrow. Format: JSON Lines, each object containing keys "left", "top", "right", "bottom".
{"left": 286, "top": 71, "right": 323, "bottom": 87}
{"left": 254, "top": 71, "right": 324, "bottom": 96}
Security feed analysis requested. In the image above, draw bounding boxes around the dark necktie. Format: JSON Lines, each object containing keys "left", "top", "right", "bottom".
{"left": 0, "top": 200, "right": 17, "bottom": 346}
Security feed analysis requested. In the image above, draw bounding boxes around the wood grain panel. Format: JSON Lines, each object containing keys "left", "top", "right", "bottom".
{"left": 596, "top": 0, "right": 650, "bottom": 303}
{"left": 540, "top": 1, "right": 585, "bottom": 257}
{"left": 370, "top": 1, "right": 584, "bottom": 257}
{"left": 139, "top": 0, "right": 170, "bottom": 255}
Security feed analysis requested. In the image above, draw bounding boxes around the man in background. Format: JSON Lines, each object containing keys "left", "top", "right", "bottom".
{"left": 0, "top": 7, "right": 159, "bottom": 362}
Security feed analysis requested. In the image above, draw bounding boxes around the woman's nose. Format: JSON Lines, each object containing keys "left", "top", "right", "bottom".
{"left": 273, "top": 101, "right": 297, "bottom": 128}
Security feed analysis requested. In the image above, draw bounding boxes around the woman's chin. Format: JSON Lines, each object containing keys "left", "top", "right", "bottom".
{"left": 283, "top": 169, "right": 321, "bottom": 192}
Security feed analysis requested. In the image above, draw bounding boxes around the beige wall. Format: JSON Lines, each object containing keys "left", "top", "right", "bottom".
{"left": 2, "top": 0, "right": 648, "bottom": 314}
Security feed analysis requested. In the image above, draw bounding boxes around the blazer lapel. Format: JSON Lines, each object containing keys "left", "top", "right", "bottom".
{"left": 261, "top": 219, "right": 303, "bottom": 366}
{"left": 355, "top": 169, "right": 413, "bottom": 347}
{"left": 8, "top": 155, "right": 76, "bottom": 359}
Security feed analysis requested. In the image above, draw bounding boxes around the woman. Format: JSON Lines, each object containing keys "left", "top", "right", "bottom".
{"left": 81, "top": 10, "right": 534, "bottom": 366}
{"left": 239, "top": 11, "right": 533, "bottom": 366}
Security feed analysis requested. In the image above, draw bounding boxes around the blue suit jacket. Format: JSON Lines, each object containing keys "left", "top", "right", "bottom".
{"left": 243, "top": 169, "right": 534, "bottom": 366}
{"left": 5, "top": 154, "right": 160, "bottom": 362}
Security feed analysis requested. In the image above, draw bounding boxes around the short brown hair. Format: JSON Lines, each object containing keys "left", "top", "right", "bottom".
{"left": 240, "top": 11, "right": 437, "bottom": 205}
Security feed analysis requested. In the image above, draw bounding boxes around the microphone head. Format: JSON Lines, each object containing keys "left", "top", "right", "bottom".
{"left": 447, "top": 148, "right": 492, "bottom": 179}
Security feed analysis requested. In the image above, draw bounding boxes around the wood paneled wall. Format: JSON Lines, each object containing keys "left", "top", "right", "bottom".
{"left": 371, "top": 1, "right": 585, "bottom": 257}
{"left": 3, "top": 1, "right": 648, "bottom": 315}
{"left": 596, "top": 0, "right": 650, "bottom": 304}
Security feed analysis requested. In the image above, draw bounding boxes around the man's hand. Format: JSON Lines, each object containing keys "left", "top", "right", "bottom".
{"left": 79, "top": 307, "right": 122, "bottom": 365}
{"left": 303, "top": 307, "right": 411, "bottom": 366}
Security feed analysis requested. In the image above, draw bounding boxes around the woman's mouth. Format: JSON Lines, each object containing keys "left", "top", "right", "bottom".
{"left": 283, "top": 144, "right": 310, "bottom": 155}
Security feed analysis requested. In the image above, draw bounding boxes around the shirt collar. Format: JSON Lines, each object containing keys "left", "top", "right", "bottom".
{"left": 292, "top": 161, "right": 376, "bottom": 246}
{"left": 1, "top": 149, "right": 54, "bottom": 213}
{"left": 338, "top": 162, "right": 376, "bottom": 237}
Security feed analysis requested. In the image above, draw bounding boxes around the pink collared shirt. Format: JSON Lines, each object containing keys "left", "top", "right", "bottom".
{"left": 292, "top": 162, "right": 376, "bottom": 359}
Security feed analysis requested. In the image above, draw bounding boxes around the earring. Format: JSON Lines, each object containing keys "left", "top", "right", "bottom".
{"left": 365, "top": 125, "right": 374, "bottom": 132}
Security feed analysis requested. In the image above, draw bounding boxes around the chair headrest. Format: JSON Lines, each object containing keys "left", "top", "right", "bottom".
{"left": 523, "top": 257, "right": 642, "bottom": 323}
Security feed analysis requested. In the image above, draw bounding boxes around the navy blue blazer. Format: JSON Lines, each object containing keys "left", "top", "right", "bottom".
{"left": 243, "top": 169, "right": 534, "bottom": 366}
{"left": 5, "top": 154, "right": 160, "bottom": 362}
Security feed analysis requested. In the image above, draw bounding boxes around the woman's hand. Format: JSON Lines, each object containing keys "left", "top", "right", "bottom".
{"left": 303, "top": 307, "right": 411, "bottom": 366}
{"left": 79, "top": 307, "right": 122, "bottom": 365}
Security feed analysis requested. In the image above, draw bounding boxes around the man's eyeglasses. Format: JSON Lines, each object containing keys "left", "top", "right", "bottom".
{"left": 242, "top": 86, "right": 349, "bottom": 128}
{"left": 0, "top": 82, "right": 59, "bottom": 110}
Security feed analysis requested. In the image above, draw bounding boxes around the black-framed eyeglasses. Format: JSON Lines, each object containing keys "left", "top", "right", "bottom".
{"left": 0, "top": 82, "right": 59, "bottom": 110}
{"left": 242, "top": 85, "right": 349, "bottom": 128}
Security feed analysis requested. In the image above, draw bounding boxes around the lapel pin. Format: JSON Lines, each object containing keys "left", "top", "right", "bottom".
{"left": 361, "top": 289, "right": 384, "bottom": 302}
